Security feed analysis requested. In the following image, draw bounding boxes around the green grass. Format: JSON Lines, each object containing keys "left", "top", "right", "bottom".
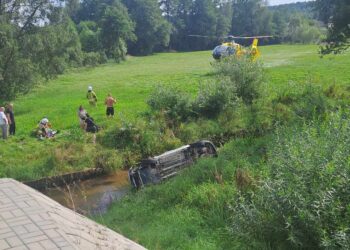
{"left": 0, "top": 45, "right": 349, "bottom": 181}
{"left": 95, "top": 136, "right": 269, "bottom": 249}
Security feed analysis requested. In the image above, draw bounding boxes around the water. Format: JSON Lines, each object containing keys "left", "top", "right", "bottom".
{"left": 41, "top": 170, "right": 130, "bottom": 215}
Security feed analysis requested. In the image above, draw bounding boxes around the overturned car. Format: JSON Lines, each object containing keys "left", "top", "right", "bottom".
{"left": 128, "top": 140, "right": 217, "bottom": 189}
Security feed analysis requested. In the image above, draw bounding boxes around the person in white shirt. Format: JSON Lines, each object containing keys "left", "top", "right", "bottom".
{"left": 77, "top": 105, "right": 88, "bottom": 129}
{"left": 0, "top": 107, "right": 9, "bottom": 139}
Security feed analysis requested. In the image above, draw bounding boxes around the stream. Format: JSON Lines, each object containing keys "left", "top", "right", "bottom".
{"left": 41, "top": 170, "right": 131, "bottom": 215}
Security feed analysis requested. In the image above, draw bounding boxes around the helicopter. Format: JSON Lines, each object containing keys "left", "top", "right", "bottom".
{"left": 188, "top": 35, "right": 273, "bottom": 61}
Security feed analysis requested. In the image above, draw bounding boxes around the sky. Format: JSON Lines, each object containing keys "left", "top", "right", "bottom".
{"left": 269, "top": 0, "right": 313, "bottom": 6}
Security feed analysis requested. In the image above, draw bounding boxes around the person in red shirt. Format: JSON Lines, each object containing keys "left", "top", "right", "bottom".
{"left": 104, "top": 93, "right": 117, "bottom": 118}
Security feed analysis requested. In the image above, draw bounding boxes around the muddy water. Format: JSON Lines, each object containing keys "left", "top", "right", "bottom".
{"left": 41, "top": 170, "right": 130, "bottom": 215}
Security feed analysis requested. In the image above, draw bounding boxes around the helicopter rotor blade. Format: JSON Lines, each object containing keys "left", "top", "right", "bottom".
{"left": 188, "top": 34, "right": 274, "bottom": 40}
{"left": 188, "top": 35, "right": 212, "bottom": 38}
{"left": 230, "top": 35, "right": 274, "bottom": 39}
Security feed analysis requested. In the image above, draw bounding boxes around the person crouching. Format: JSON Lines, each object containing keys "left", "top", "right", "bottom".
{"left": 83, "top": 115, "right": 99, "bottom": 144}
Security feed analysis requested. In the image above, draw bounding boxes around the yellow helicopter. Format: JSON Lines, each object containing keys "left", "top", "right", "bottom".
{"left": 189, "top": 35, "right": 273, "bottom": 61}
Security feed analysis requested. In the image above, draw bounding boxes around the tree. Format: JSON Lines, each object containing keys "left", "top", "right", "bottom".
{"left": 65, "top": 0, "right": 80, "bottom": 21}
{"left": 76, "top": 0, "right": 103, "bottom": 22}
{"left": 231, "top": 0, "right": 272, "bottom": 37}
{"left": 286, "top": 15, "right": 325, "bottom": 44}
{"left": 271, "top": 11, "right": 287, "bottom": 43}
{"left": 99, "top": 1, "right": 136, "bottom": 61}
{"left": 215, "top": 1, "right": 232, "bottom": 38}
{"left": 161, "top": 0, "right": 232, "bottom": 51}
{"left": 123, "top": 0, "right": 171, "bottom": 55}
{"left": 77, "top": 21, "right": 100, "bottom": 52}
{"left": 187, "top": 0, "right": 218, "bottom": 50}
{"left": 161, "top": 0, "right": 192, "bottom": 51}
{"left": 315, "top": 0, "right": 350, "bottom": 54}
{"left": 0, "top": 0, "right": 82, "bottom": 100}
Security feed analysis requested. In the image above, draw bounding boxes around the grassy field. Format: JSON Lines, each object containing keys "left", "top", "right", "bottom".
{"left": 1, "top": 45, "right": 349, "bottom": 181}
{"left": 1, "top": 44, "right": 350, "bottom": 249}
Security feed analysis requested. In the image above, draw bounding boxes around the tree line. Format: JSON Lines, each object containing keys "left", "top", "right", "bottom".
{"left": 0, "top": 0, "right": 349, "bottom": 100}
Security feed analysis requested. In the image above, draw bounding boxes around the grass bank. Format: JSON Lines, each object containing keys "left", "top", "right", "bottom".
{"left": 97, "top": 111, "right": 350, "bottom": 249}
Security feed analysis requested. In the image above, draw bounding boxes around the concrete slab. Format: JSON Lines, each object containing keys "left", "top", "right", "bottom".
{"left": 0, "top": 179, "right": 146, "bottom": 250}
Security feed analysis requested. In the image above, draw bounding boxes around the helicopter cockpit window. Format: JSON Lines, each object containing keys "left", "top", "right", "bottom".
{"left": 212, "top": 45, "right": 236, "bottom": 59}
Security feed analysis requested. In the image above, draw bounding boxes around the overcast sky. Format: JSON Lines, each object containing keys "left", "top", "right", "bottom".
{"left": 269, "top": 0, "right": 313, "bottom": 6}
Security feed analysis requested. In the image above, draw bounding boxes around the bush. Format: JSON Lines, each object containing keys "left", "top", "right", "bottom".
{"left": 83, "top": 51, "right": 107, "bottom": 66}
{"left": 193, "top": 81, "right": 237, "bottom": 119}
{"left": 147, "top": 85, "right": 193, "bottom": 123}
{"left": 212, "top": 55, "right": 264, "bottom": 105}
{"left": 230, "top": 112, "right": 350, "bottom": 249}
{"left": 94, "top": 149, "right": 123, "bottom": 172}
{"left": 273, "top": 81, "right": 330, "bottom": 121}
{"left": 100, "top": 117, "right": 182, "bottom": 166}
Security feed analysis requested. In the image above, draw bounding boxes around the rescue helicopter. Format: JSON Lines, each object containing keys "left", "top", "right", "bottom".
{"left": 189, "top": 35, "right": 273, "bottom": 61}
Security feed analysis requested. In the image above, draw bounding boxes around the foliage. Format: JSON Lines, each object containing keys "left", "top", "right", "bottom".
{"left": 100, "top": 117, "right": 182, "bottom": 166}
{"left": 230, "top": 112, "right": 350, "bottom": 249}
{"left": 147, "top": 85, "right": 193, "bottom": 123}
{"left": 212, "top": 55, "right": 264, "bottom": 105}
{"left": 0, "top": 2, "right": 82, "bottom": 99}
{"left": 193, "top": 81, "right": 237, "bottom": 119}
{"left": 82, "top": 51, "right": 107, "bottom": 66}
{"left": 231, "top": 0, "right": 273, "bottom": 37}
{"left": 123, "top": 0, "right": 171, "bottom": 55}
{"left": 315, "top": 0, "right": 350, "bottom": 54}
{"left": 285, "top": 15, "right": 326, "bottom": 44}
{"left": 26, "top": 17, "right": 83, "bottom": 78}
{"left": 77, "top": 21, "right": 100, "bottom": 53}
{"left": 186, "top": 0, "right": 218, "bottom": 51}
{"left": 273, "top": 81, "right": 331, "bottom": 122}
{"left": 94, "top": 148, "right": 123, "bottom": 172}
{"left": 99, "top": 2, "right": 136, "bottom": 61}
{"left": 161, "top": 0, "right": 232, "bottom": 51}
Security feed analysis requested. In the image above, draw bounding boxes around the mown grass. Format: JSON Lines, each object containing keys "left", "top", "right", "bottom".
{"left": 0, "top": 45, "right": 349, "bottom": 181}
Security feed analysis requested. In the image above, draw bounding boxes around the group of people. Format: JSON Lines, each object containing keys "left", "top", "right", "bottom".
{"left": 86, "top": 86, "right": 117, "bottom": 118}
{"left": 79, "top": 86, "right": 117, "bottom": 143}
{"left": 1, "top": 86, "right": 117, "bottom": 143}
{"left": 0, "top": 104, "right": 15, "bottom": 140}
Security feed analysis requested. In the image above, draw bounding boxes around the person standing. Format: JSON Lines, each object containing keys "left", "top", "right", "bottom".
{"left": 86, "top": 86, "right": 97, "bottom": 107}
{"left": 104, "top": 93, "right": 117, "bottom": 118}
{"left": 0, "top": 107, "right": 9, "bottom": 139}
{"left": 5, "top": 103, "right": 15, "bottom": 135}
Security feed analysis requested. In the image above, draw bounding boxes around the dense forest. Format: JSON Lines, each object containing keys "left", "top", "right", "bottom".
{"left": 0, "top": 0, "right": 348, "bottom": 100}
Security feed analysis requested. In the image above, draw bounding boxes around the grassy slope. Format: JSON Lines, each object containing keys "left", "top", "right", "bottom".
{"left": 95, "top": 46, "right": 350, "bottom": 249}
{"left": 1, "top": 45, "right": 349, "bottom": 181}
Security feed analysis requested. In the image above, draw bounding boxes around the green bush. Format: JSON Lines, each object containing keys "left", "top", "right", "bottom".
{"left": 94, "top": 149, "right": 123, "bottom": 172}
{"left": 193, "top": 81, "right": 237, "bottom": 119}
{"left": 230, "top": 112, "right": 350, "bottom": 249}
{"left": 100, "top": 118, "right": 182, "bottom": 165}
{"left": 83, "top": 51, "right": 107, "bottom": 66}
{"left": 273, "top": 81, "right": 330, "bottom": 122}
{"left": 212, "top": 55, "right": 264, "bottom": 105}
{"left": 147, "top": 85, "right": 193, "bottom": 123}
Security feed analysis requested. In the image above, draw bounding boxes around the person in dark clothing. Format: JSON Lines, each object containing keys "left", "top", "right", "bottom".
{"left": 83, "top": 115, "right": 99, "bottom": 143}
{"left": 5, "top": 103, "right": 15, "bottom": 135}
